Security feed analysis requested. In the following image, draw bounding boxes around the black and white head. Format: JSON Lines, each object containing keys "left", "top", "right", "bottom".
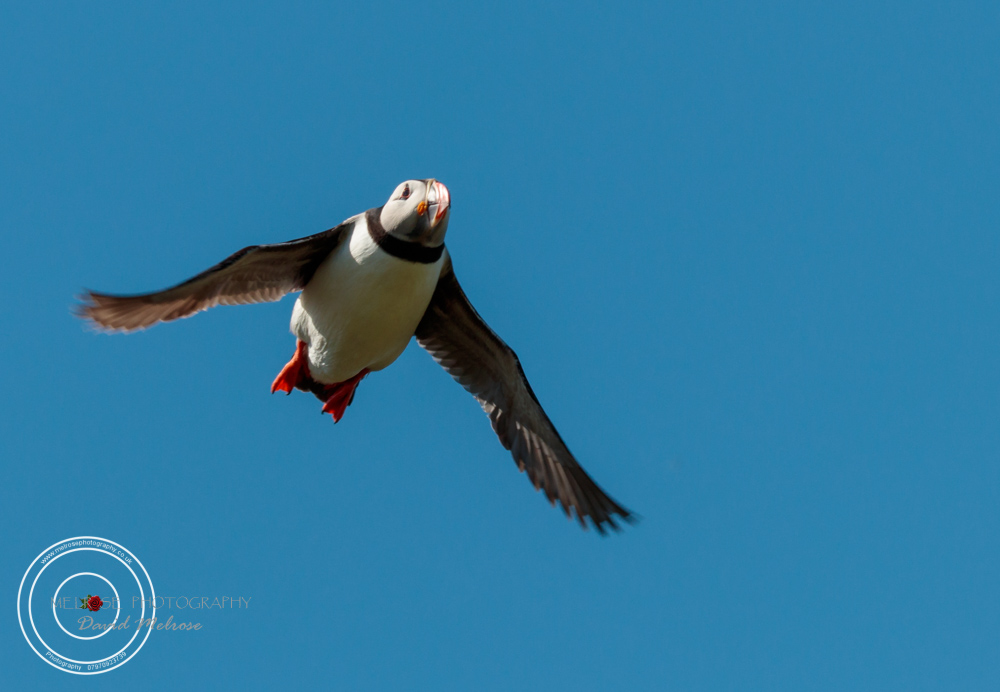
{"left": 377, "top": 179, "right": 451, "bottom": 247}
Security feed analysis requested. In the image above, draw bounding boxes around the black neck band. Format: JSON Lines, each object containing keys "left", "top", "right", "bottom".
{"left": 366, "top": 209, "right": 445, "bottom": 264}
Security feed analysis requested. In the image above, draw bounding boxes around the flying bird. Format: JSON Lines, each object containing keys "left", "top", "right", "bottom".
{"left": 78, "top": 180, "right": 633, "bottom": 533}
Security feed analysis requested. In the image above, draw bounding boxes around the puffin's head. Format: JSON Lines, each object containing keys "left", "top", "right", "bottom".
{"left": 378, "top": 179, "right": 451, "bottom": 247}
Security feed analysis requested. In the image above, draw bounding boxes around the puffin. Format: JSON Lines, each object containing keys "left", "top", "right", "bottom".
{"left": 78, "top": 179, "right": 633, "bottom": 533}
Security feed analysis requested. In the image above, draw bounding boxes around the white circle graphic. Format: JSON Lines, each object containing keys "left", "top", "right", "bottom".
{"left": 30, "top": 548, "right": 146, "bottom": 664}
{"left": 17, "top": 537, "right": 156, "bottom": 675}
{"left": 52, "top": 572, "right": 121, "bottom": 640}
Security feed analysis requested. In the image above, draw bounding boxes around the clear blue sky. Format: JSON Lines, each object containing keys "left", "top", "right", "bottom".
{"left": 3, "top": 1, "right": 999, "bottom": 689}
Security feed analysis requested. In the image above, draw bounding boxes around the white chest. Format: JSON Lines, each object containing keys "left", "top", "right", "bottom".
{"left": 290, "top": 217, "right": 444, "bottom": 383}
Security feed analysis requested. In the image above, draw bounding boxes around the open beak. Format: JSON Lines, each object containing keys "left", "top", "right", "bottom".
{"left": 425, "top": 179, "right": 450, "bottom": 228}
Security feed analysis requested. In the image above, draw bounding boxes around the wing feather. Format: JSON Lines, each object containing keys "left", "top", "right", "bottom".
{"left": 415, "top": 258, "right": 633, "bottom": 533}
{"left": 77, "top": 223, "right": 349, "bottom": 331}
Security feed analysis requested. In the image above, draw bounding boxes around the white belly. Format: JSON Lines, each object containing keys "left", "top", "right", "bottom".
{"left": 290, "top": 216, "right": 445, "bottom": 384}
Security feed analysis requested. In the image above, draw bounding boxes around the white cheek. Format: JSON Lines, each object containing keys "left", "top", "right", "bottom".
{"left": 380, "top": 203, "right": 415, "bottom": 234}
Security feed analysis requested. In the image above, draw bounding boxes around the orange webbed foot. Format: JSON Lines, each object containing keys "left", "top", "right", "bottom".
{"left": 271, "top": 340, "right": 310, "bottom": 395}
{"left": 320, "top": 369, "right": 370, "bottom": 423}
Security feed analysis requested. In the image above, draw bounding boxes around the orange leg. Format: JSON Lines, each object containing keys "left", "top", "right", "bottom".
{"left": 271, "top": 340, "right": 311, "bottom": 395}
{"left": 320, "top": 368, "right": 370, "bottom": 423}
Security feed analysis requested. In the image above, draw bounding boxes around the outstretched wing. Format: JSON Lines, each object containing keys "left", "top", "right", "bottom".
{"left": 415, "top": 257, "right": 634, "bottom": 533}
{"left": 77, "top": 222, "right": 350, "bottom": 331}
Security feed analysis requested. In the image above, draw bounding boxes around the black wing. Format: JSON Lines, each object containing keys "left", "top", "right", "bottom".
{"left": 415, "top": 257, "right": 634, "bottom": 533}
{"left": 77, "top": 223, "right": 349, "bottom": 331}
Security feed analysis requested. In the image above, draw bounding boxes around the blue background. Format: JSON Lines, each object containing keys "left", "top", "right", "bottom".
{"left": 3, "top": 1, "right": 999, "bottom": 689}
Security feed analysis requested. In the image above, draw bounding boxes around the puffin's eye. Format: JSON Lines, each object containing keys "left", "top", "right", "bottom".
{"left": 400, "top": 185, "right": 411, "bottom": 200}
